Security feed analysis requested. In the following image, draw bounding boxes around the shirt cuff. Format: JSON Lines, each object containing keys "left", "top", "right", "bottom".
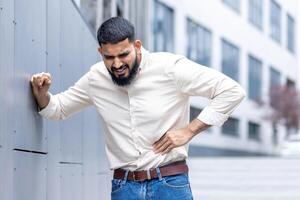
{"left": 197, "top": 107, "right": 229, "bottom": 127}
{"left": 38, "top": 93, "right": 56, "bottom": 117}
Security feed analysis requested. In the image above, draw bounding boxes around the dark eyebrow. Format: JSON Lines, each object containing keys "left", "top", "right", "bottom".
{"left": 118, "top": 50, "right": 131, "bottom": 56}
{"left": 104, "top": 50, "right": 131, "bottom": 59}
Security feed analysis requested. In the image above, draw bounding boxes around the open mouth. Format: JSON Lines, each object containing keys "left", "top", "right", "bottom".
{"left": 114, "top": 65, "right": 128, "bottom": 77}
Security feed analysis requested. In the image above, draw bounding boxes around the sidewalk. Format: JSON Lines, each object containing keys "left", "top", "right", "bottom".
{"left": 188, "top": 157, "right": 300, "bottom": 200}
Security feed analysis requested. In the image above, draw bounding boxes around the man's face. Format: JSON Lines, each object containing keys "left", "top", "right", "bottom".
{"left": 98, "top": 39, "right": 142, "bottom": 86}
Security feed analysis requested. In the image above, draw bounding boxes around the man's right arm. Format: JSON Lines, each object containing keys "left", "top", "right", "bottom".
{"left": 30, "top": 72, "right": 93, "bottom": 120}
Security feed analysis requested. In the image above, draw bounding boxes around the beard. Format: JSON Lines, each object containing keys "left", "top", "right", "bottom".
{"left": 108, "top": 55, "right": 140, "bottom": 87}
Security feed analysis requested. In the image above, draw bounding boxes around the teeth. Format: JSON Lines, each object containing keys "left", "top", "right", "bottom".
{"left": 116, "top": 67, "right": 126, "bottom": 73}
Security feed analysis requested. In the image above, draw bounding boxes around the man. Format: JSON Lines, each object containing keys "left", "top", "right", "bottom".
{"left": 31, "top": 17, "right": 245, "bottom": 199}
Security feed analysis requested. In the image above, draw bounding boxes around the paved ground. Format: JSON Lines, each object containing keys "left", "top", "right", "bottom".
{"left": 188, "top": 157, "right": 300, "bottom": 200}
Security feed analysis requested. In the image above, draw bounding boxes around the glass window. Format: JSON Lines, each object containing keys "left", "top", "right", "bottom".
{"left": 153, "top": 1, "right": 174, "bottom": 52}
{"left": 222, "top": 39, "right": 240, "bottom": 82}
{"left": 269, "top": 67, "right": 281, "bottom": 107}
{"left": 248, "top": 55, "right": 262, "bottom": 101}
{"left": 287, "top": 14, "right": 295, "bottom": 53}
{"left": 222, "top": 117, "right": 240, "bottom": 137}
{"left": 270, "top": 67, "right": 281, "bottom": 89}
{"left": 286, "top": 79, "right": 296, "bottom": 90}
{"left": 270, "top": 0, "right": 281, "bottom": 43}
{"left": 272, "top": 123, "right": 278, "bottom": 145}
{"left": 248, "top": 122, "right": 261, "bottom": 141}
{"left": 187, "top": 19, "right": 212, "bottom": 67}
{"left": 190, "top": 106, "right": 211, "bottom": 132}
{"left": 248, "top": 0, "right": 263, "bottom": 30}
{"left": 223, "top": 0, "right": 241, "bottom": 13}
{"left": 190, "top": 106, "right": 202, "bottom": 122}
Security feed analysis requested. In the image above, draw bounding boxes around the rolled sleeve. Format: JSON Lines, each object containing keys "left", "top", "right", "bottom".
{"left": 38, "top": 93, "right": 59, "bottom": 119}
{"left": 197, "top": 107, "right": 229, "bottom": 127}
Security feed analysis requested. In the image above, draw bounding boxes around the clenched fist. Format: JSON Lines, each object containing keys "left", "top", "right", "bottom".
{"left": 30, "top": 72, "right": 52, "bottom": 109}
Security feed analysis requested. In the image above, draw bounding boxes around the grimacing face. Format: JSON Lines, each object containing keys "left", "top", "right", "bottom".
{"left": 98, "top": 39, "right": 142, "bottom": 86}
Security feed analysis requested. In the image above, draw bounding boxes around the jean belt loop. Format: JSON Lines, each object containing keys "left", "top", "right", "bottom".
{"left": 155, "top": 167, "right": 163, "bottom": 181}
{"left": 123, "top": 170, "right": 129, "bottom": 184}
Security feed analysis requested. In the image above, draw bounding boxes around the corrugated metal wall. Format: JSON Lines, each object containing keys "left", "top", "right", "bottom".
{"left": 0, "top": 0, "right": 111, "bottom": 199}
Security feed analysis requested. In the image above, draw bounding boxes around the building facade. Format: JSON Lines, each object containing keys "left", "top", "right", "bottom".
{"left": 155, "top": 0, "right": 299, "bottom": 156}
{"left": 77, "top": 0, "right": 299, "bottom": 156}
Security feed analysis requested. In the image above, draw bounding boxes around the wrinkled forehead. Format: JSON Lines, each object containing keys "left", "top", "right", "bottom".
{"left": 101, "top": 39, "right": 134, "bottom": 56}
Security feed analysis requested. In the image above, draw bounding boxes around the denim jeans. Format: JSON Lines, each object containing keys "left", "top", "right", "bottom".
{"left": 111, "top": 167, "right": 194, "bottom": 200}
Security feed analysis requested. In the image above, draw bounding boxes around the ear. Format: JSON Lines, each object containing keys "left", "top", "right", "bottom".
{"left": 134, "top": 40, "right": 142, "bottom": 54}
{"left": 97, "top": 47, "right": 103, "bottom": 55}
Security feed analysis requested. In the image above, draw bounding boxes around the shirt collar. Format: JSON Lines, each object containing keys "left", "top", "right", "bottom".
{"left": 139, "top": 46, "right": 149, "bottom": 70}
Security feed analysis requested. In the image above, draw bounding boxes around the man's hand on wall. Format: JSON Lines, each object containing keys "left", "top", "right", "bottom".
{"left": 30, "top": 72, "right": 52, "bottom": 109}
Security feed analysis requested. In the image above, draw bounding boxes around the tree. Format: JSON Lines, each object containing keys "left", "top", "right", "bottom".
{"left": 267, "top": 85, "right": 300, "bottom": 137}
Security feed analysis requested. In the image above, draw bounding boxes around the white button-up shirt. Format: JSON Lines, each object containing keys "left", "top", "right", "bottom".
{"left": 39, "top": 48, "right": 245, "bottom": 170}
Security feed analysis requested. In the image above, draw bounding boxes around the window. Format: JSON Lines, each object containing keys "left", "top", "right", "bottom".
{"left": 222, "top": 39, "right": 240, "bottom": 82}
{"left": 248, "top": 0, "right": 263, "bottom": 30}
{"left": 187, "top": 19, "right": 212, "bottom": 67}
{"left": 269, "top": 67, "right": 281, "bottom": 107}
{"left": 287, "top": 14, "right": 295, "bottom": 53}
{"left": 190, "top": 106, "right": 202, "bottom": 122}
{"left": 153, "top": 1, "right": 174, "bottom": 52}
{"left": 286, "top": 79, "right": 296, "bottom": 90}
{"left": 270, "top": 67, "right": 281, "bottom": 89}
{"left": 222, "top": 117, "right": 240, "bottom": 137}
{"left": 73, "top": 0, "right": 121, "bottom": 31}
{"left": 223, "top": 0, "right": 241, "bottom": 13}
{"left": 248, "top": 122, "right": 261, "bottom": 141}
{"left": 270, "top": 0, "right": 281, "bottom": 43}
{"left": 272, "top": 123, "right": 278, "bottom": 145}
{"left": 190, "top": 106, "right": 211, "bottom": 132}
{"left": 248, "top": 55, "right": 262, "bottom": 101}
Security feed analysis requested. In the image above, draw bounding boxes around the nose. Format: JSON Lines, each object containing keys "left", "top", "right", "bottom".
{"left": 112, "top": 57, "right": 123, "bottom": 69}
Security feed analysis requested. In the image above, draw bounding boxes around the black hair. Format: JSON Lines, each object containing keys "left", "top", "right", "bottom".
{"left": 97, "top": 17, "right": 135, "bottom": 46}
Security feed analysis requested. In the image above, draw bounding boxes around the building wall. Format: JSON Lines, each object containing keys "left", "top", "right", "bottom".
{"left": 0, "top": 0, "right": 110, "bottom": 199}
{"left": 149, "top": 0, "right": 299, "bottom": 155}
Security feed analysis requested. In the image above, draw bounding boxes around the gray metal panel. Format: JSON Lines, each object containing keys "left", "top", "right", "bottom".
{"left": 0, "top": 0, "right": 3, "bottom": 146}
{"left": 0, "top": 1, "right": 15, "bottom": 199}
{"left": 13, "top": 151, "right": 47, "bottom": 200}
{"left": 0, "top": 149, "right": 14, "bottom": 200}
{"left": 81, "top": 20, "right": 100, "bottom": 70}
{"left": 59, "top": 0, "right": 87, "bottom": 163}
{"left": 98, "top": 173, "right": 112, "bottom": 200}
{"left": 83, "top": 108, "right": 109, "bottom": 173}
{"left": 0, "top": 0, "right": 15, "bottom": 147}
{"left": 82, "top": 108, "right": 110, "bottom": 200}
{"left": 45, "top": 0, "right": 62, "bottom": 199}
{"left": 13, "top": 0, "right": 47, "bottom": 152}
{"left": 60, "top": 164, "right": 83, "bottom": 200}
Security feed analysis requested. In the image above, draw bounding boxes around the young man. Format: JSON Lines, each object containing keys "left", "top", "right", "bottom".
{"left": 31, "top": 17, "right": 245, "bottom": 199}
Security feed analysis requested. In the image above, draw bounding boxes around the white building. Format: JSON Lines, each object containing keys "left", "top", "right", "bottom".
{"left": 149, "top": 0, "right": 299, "bottom": 156}
{"left": 76, "top": 0, "right": 299, "bottom": 156}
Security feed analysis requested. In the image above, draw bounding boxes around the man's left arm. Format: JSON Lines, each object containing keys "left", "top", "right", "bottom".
{"left": 153, "top": 57, "right": 246, "bottom": 154}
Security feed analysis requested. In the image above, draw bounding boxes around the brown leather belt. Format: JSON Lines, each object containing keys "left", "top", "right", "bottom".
{"left": 113, "top": 160, "right": 188, "bottom": 182}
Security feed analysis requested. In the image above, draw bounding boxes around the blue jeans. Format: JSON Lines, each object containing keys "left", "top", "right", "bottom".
{"left": 111, "top": 168, "right": 194, "bottom": 200}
